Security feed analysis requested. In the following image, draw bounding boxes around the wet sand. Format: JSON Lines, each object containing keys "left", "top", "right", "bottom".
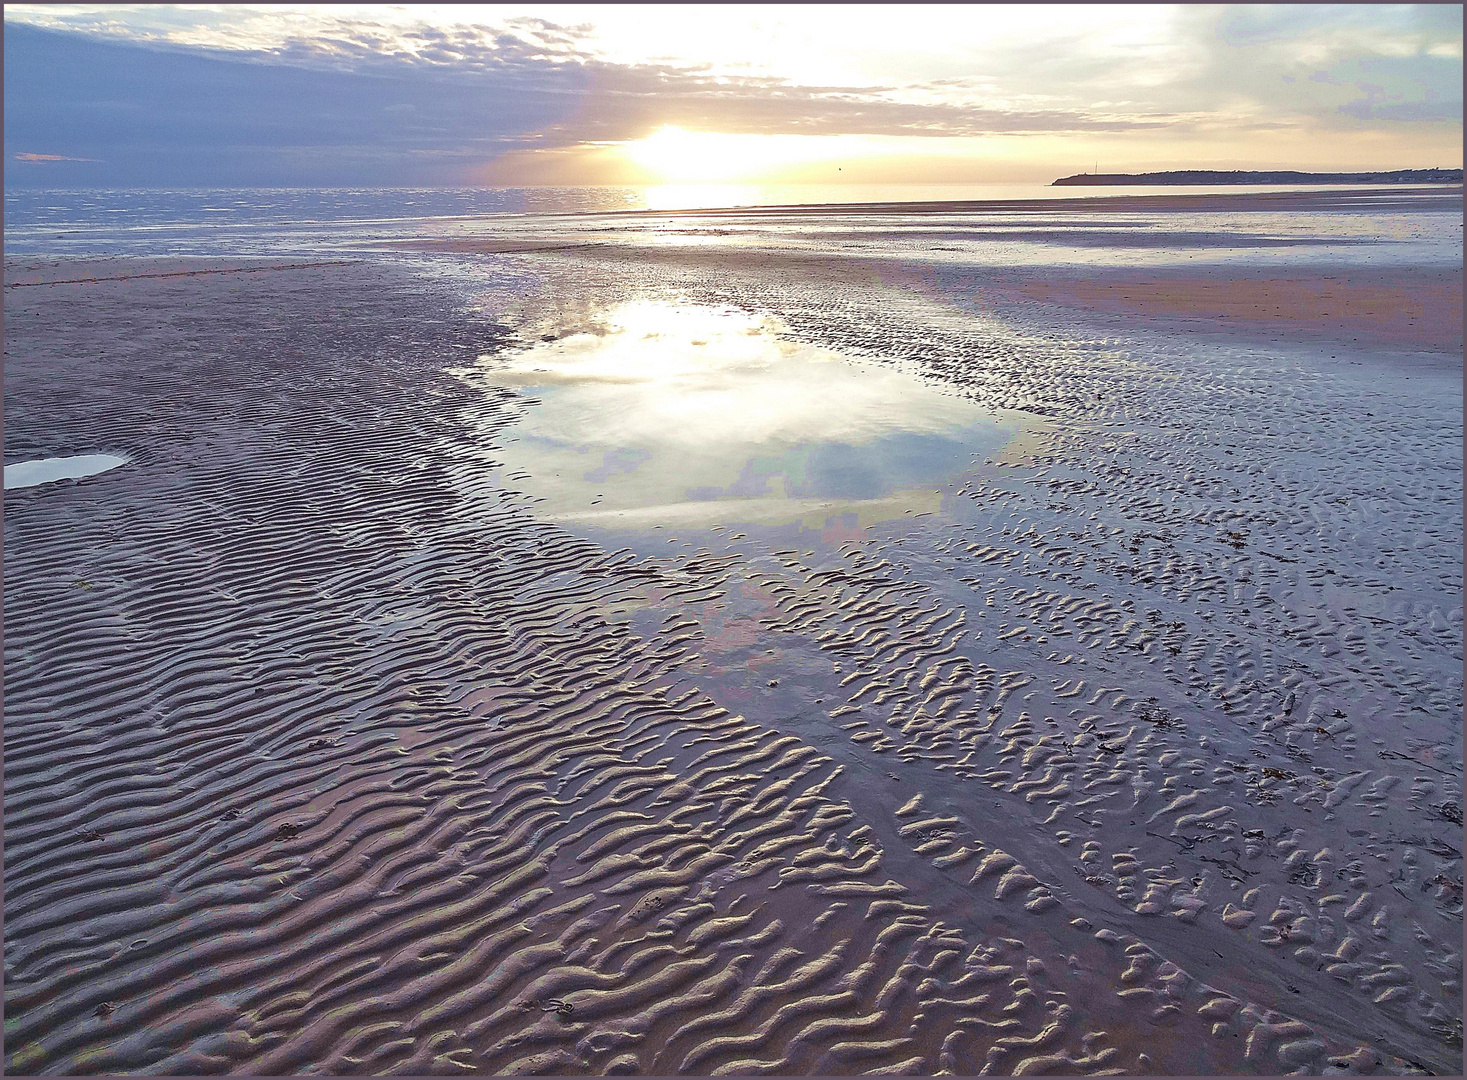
{"left": 993, "top": 269, "right": 1463, "bottom": 355}
{"left": 599, "top": 186, "right": 1465, "bottom": 218}
{"left": 3, "top": 194, "right": 1462, "bottom": 1077}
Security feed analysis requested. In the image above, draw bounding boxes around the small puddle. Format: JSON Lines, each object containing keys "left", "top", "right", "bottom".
{"left": 4, "top": 454, "right": 130, "bottom": 490}
{"left": 469, "top": 301, "right": 1030, "bottom": 531}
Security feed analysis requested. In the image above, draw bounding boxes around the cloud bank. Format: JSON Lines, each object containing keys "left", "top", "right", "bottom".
{"left": 3, "top": 5, "right": 1460, "bottom": 187}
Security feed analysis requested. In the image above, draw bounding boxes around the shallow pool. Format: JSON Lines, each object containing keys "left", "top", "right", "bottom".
{"left": 4, "top": 454, "right": 129, "bottom": 490}
{"left": 471, "top": 301, "right": 1028, "bottom": 530}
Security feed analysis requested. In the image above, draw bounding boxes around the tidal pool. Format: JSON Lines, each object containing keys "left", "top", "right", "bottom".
{"left": 4, "top": 454, "right": 129, "bottom": 490}
{"left": 472, "top": 301, "right": 1028, "bottom": 530}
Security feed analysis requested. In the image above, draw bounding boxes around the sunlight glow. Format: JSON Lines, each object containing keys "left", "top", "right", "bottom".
{"left": 4, "top": 4, "right": 1459, "bottom": 186}
{"left": 641, "top": 184, "right": 761, "bottom": 211}
{"left": 622, "top": 126, "right": 864, "bottom": 184}
{"left": 468, "top": 300, "right": 1023, "bottom": 529}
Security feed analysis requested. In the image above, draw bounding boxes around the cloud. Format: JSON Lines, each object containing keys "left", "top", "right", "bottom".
{"left": 1163, "top": 4, "right": 1463, "bottom": 130}
{"left": 13, "top": 151, "right": 98, "bottom": 162}
{"left": 7, "top": 11, "right": 1164, "bottom": 140}
{"left": 2, "top": 5, "right": 1459, "bottom": 187}
{"left": 3, "top": 22, "right": 587, "bottom": 186}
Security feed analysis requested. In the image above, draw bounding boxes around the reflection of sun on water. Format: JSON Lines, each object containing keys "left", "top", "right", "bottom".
{"left": 492, "top": 301, "right": 785, "bottom": 387}
{"left": 642, "top": 184, "right": 761, "bottom": 212}
{"left": 468, "top": 300, "right": 1029, "bottom": 531}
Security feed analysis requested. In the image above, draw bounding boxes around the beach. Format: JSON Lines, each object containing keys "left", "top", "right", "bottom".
{"left": 3, "top": 187, "right": 1462, "bottom": 1075}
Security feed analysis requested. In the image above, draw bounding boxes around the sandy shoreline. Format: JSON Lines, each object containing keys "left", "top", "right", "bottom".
{"left": 4, "top": 207, "right": 1462, "bottom": 1077}
{"left": 599, "top": 185, "right": 1465, "bottom": 219}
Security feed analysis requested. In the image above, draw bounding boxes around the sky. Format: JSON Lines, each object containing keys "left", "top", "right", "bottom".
{"left": 4, "top": 4, "right": 1462, "bottom": 188}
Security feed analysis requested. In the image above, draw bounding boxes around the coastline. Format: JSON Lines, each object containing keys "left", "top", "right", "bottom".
{"left": 1052, "top": 169, "right": 1463, "bottom": 187}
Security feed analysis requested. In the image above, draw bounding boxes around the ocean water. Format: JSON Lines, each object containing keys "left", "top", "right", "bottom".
{"left": 6, "top": 183, "right": 1462, "bottom": 268}
{"left": 3, "top": 186, "right": 627, "bottom": 256}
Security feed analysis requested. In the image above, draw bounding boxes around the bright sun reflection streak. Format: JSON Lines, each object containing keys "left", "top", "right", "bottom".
{"left": 469, "top": 300, "right": 1027, "bottom": 530}
{"left": 495, "top": 301, "right": 788, "bottom": 391}
{"left": 642, "top": 184, "right": 762, "bottom": 211}
{"left": 489, "top": 300, "right": 993, "bottom": 449}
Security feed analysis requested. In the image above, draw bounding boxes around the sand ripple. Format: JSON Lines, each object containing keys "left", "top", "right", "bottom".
{"left": 4, "top": 248, "right": 1460, "bottom": 1075}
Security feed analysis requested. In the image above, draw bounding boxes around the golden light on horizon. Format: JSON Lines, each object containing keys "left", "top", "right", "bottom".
{"left": 485, "top": 118, "right": 1464, "bottom": 191}
{"left": 621, "top": 126, "right": 869, "bottom": 184}
{"left": 642, "top": 183, "right": 760, "bottom": 211}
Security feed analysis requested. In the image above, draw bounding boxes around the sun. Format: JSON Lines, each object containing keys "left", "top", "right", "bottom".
{"left": 621, "top": 126, "right": 863, "bottom": 185}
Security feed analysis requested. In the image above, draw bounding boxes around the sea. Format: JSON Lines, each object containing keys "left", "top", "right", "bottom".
{"left": 4, "top": 182, "right": 1462, "bottom": 271}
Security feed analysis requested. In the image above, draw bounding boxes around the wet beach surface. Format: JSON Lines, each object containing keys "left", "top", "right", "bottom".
{"left": 3, "top": 189, "right": 1462, "bottom": 1075}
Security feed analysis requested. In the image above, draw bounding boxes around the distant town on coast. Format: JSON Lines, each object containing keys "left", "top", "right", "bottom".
{"left": 1053, "top": 167, "right": 1463, "bottom": 185}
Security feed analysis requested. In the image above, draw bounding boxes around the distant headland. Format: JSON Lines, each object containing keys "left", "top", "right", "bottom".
{"left": 1052, "top": 168, "right": 1463, "bottom": 186}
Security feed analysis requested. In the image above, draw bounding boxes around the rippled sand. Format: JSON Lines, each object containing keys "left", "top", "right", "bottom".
{"left": 4, "top": 195, "right": 1462, "bottom": 1076}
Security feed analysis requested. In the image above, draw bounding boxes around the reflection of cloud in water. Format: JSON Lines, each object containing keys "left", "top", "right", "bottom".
{"left": 471, "top": 301, "right": 1028, "bottom": 529}
{"left": 4, "top": 453, "right": 129, "bottom": 490}
{"left": 584, "top": 446, "right": 654, "bottom": 484}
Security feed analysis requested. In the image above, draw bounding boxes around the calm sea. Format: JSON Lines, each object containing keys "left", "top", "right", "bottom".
{"left": 5, "top": 183, "right": 1461, "bottom": 268}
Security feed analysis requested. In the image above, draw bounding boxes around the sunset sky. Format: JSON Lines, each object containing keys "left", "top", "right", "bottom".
{"left": 4, "top": 4, "right": 1462, "bottom": 188}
